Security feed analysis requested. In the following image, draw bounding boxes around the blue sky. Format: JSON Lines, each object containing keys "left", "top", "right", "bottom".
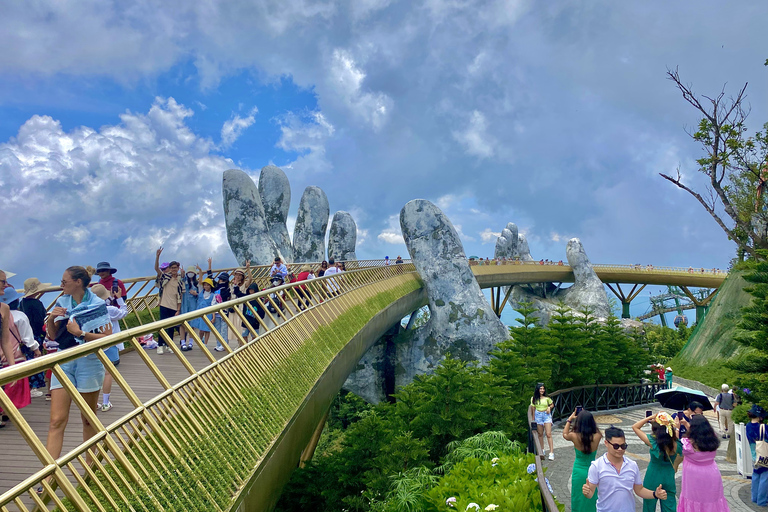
{"left": 0, "top": 1, "right": 766, "bottom": 324}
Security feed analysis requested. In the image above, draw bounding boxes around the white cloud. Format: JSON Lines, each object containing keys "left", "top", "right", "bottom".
{"left": 377, "top": 214, "right": 404, "bottom": 245}
{"left": 328, "top": 49, "right": 393, "bottom": 130}
{"left": 452, "top": 110, "right": 496, "bottom": 158}
{"left": 220, "top": 106, "right": 258, "bottom": 148}
{"left": 480, "top": 228, "right": 501, "bottom": 243}
{"left": 276, "top": 110, "right": 335, "bottom": 175}
{"left": 0, "top": 97, "right": 238, "bottom": 280}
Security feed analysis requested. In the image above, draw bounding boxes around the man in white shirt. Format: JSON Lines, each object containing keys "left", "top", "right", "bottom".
{"left": 323, "top": 258, "right": 341, "bottom": 294}
{"left": 583, "top": 426, "right": 667, "bottom": 512}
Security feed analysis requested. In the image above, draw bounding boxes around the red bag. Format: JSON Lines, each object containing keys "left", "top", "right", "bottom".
{"left": 2, "top": 377, "right": 31, "bottom": 411}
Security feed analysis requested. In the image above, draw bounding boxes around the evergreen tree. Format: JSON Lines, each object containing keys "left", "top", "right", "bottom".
{"left": 547, "top": 303, "right": 590, "bottom": 389}
{"left": 735, "top": 254, "right": 768, "bottom": 406}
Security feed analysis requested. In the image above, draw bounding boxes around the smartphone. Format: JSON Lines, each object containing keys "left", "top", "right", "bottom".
{"left": 575, "top": 405, "right": 583, "bottom": 415}
{"left": 645, "top": 410, "right": 652, "bottom": 418}
{"left": 112, "top": 283, "right": 119, "bottom": 293}
{"left": 678, "top": 411, "right": 685, "bottom": 420}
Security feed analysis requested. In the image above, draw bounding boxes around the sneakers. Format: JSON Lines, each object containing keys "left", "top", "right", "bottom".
{"left": 187, "top": 341, "right": 193, "bottom": 351}
{"left": 30, "top": 389, "right": 44, "bottom": 398}
{"left": 548, "top": 452, "right": 555, "bottom": 461}
{"left": 180, "top": 340, "right": 187, "bottom": 351}
{"left": 214, "top": 346, "right": 225, "bottom": 352}
{"left": 157, "top": 346, "right": 164, "bottom": 355}
{"left": 101, "top": 402, "right": 113, "bottom": 412}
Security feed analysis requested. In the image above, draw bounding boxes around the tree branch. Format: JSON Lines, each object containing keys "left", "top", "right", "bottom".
{"left": 659, "top": 172, "right": 737, "bottom": 240}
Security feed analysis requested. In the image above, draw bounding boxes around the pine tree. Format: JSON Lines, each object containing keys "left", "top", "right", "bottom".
{"left": 547, "top": 303, "right": 590, "bottom": 389}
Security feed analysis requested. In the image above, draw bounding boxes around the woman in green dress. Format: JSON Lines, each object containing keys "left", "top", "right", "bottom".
{"left": 562, "top": 408, "right": 601, "bottom": 512}
{"left": 631, "top": 411, "right": 682, "bottom": 512}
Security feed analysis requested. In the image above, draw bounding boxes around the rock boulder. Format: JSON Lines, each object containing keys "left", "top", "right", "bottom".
{"left": 293, "top": 186, "right": 330, "bottom": 263}
{"left": 328, "top": 211, "right": 358, "bottom": 261}
{"left": 258, "top": 165, "right": 293, "bottom": 262}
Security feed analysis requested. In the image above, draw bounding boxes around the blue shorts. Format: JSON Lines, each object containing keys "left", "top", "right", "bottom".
{"left": 104, "top": 346, "right": 120, "bottom": 364}
{"left": 535, "top": 410, "right": 553, "bottom": 425}
{"left": 51, "top": 353, "right": 105, "bottom": 393}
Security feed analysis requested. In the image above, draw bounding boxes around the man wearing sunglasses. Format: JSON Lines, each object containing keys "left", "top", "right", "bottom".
{"left": 583, "top": 426, "right": 667, "bottom": 511}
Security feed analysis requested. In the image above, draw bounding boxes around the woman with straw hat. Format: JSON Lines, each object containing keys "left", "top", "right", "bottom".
{"left": 188, "top": 266, "right": 218, "bottom": 350}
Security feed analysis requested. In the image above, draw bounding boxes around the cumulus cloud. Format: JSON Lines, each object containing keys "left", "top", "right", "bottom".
{"left": 452, "top": 110, "right": 496, "bottom": 158}
{"left": 377, "top": 214, "right": 404, "bottom": 245}
{"left": 0, "top": 97, "right": 239, "bottom": 279}
{"left": 328, "top": 49, "right": 393, "bottom": 130}
{"left": 480, "top": 228, "right": 501, "bottom": 243}
{"left": 276, "top": 110, "right": 335, "bottom": 175}
{"left": 220, "top": 106, "right": 258, "bottom": 148}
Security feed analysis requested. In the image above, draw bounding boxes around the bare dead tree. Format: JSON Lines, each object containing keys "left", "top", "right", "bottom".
{"left": 661, "top": 67, "right": 765, "bottom": 258}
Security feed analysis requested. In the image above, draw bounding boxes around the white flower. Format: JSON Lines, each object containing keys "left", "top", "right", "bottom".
{"left": 466, "top": 503, "right": 480, "bottom": 511}
{"left": 446, "top": 496, "right": 457, "bottom": 507}
{"left": 485, "top": 505, "right": 498, "bottom": 511}
{"left": 491, "top": 458, "right": 500, "bottom": 464}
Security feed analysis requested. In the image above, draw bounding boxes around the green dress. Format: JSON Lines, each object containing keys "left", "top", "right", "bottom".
{"left": 642, "top": 436, "right": 682, "bottom": 512}
{"left": 571, "top": 448, "right": 597, "bottom": 512}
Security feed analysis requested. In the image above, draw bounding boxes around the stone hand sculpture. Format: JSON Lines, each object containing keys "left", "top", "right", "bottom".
{"left": 328, "top": 211, "right": 357, "bottom": 261}
{"left": 222, "top": 169, "right": 280, "bottom": 265}
{"left": 258, "top": 165, "right": 293, "bottom": 262}
{"left": 502, "top": 231, "right": 611, "bottom": 323}
{"left": 494, "top": 222, "right": 533, "bottom": 262}
{"left": 344, "top": 199, "right": 508, "bottom": 403}
{"left": 293, "top": 186, "right": 330, "bottom": 263}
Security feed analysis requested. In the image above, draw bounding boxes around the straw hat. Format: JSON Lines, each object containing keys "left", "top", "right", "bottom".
{"left": 23, "top": 277, "right": 52, "bottom": 297}
{"left": 90, "top": 284, "right": 110, "bottom": 300}
{"left": 300, "top": 265, "right": 312, "bottom": 272}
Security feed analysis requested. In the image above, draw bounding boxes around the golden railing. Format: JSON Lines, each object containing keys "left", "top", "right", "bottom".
{"left": 468, "top": 259, "right": 726, "bottom": 276}
{"left": 16, "top": 259, "right": 411, "bottom": 332}
{"left": 0, "top": 263, "right": 419, "bottom": 511}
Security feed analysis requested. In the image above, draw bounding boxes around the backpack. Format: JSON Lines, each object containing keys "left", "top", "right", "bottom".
{"left": 756, "top": 424, "right": 768, "bottom": 469}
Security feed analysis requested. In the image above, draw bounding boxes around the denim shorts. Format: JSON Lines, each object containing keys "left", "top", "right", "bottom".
{"left": 51, "top": 353, "right": 105, "bottom": 393}
{"left": 535, "top": 410, "right": 553, "bottom": 425}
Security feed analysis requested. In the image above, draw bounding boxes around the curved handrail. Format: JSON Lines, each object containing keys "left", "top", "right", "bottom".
{"left": 0, "top": 263, "right": 419, "bottom": 510}
{"left": 526, "top": 407, "right": 559, "bottom": 512}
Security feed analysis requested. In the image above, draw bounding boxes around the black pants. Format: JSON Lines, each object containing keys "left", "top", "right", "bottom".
{"left": 159, "top": 306, "right": 177, "bottom": 346}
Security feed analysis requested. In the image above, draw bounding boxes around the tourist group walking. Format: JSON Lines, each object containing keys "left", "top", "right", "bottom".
{"left": 531, "top": 381, "right": 768, "bottom": 511}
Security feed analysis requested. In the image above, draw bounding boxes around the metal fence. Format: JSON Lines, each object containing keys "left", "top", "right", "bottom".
{"left": 0, "top": 263, "right": 418, "bottom": 511}
{"left": 14, "top": 259, "right": 411, "bottom": 332}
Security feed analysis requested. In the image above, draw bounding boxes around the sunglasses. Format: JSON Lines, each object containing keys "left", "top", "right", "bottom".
{"left": 606, "top": 441, "right": 628, "bottom": 450}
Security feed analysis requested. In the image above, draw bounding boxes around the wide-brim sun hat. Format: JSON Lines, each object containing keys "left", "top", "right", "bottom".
{"left": 666, "top": 367, "right": 672, "bottom": 371}
{"left": 90, "top": 284, "right": 110, "bottom": 301}
{"left": 186, "top": 265, "right": 201, "bottom": 275}
{"left": 23, "top": 277, "right": 52, "bottom": 297}
{"left": 749, "top": 404, "right": 766, "bottom": 418}
{"left": 0, "top": 287, "right": 20, "bottom": 304}
{"left": 95, "top": 261, "right": 117, "bottom": 274}
{"left": 300, "top": 265, "right": 311, "bottom": 272}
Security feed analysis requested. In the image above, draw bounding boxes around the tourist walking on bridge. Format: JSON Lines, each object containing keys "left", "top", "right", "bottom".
{"left": 530, "top": 383, "right": 555, "bottom": 460}
{"left": 676, "top": 414, "right": 730, "bottom": 511}
{"left": 42, "top": 266, "right": 113, "bottom": 491}
{"left": 563, "top": 408, "right": 601, "bottom": 511}
{"left": 90, "top": 284, "right": 127, "bottom": 412}
{"left": 154, "top": 247, "right": 183, "bottom": 354}
{"left": 631, "top": 411, "right": 682, "bottom": 512}
{"left": 583, "top": 426, "right": 667, "bottom": 512}
{"left": 746, "top": 405, "right": 767, "bottom": 507}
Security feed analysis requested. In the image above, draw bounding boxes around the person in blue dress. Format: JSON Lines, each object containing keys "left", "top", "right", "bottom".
{"left": 187, "top": 274, "right": 216, "bottom": 351}
{"left": 746, "top": 404, "right": 768, "bottom": 507}
{"left": 178, "top": 264, "right": 199, "bottom": 348}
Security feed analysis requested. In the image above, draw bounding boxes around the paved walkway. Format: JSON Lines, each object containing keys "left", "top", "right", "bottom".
{"left": 542, "top": 404, "right": 763, "bottom": 511}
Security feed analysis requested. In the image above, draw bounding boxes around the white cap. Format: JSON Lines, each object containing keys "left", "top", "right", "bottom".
{"left": 722, "top": 384, "right": 729, "bottom": 391}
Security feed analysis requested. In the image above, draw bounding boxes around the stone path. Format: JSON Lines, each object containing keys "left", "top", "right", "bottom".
{"left": 542, "top": 403, "right": 763, "bottom": 511}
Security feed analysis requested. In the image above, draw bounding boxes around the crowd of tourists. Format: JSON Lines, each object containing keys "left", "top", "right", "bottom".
{"left": 531, "top": 382, "right": 768, "bottom": 511}
{"left": 0, "top": 249, "right": 349, "bottom": 494}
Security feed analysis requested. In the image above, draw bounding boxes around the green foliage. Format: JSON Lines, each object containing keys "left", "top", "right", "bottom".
{"left": 645, "top": 324, "right": 691, "bottom": 363}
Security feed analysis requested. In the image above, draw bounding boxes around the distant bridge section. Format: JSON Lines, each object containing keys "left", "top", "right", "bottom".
{"left": 469, "top": 262, "right": 725, "bottom": 319}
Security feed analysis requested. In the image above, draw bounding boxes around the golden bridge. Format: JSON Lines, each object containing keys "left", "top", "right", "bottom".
{"left": 0, "top": 260, "right": 725, "bottom": 511}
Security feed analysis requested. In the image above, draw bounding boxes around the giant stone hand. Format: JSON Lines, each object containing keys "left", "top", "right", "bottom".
{"left": 496, "top": 225, "right": 610, "bottom": 324}
{"left": 258, "top": 165, "right": 293, "bottom": 262}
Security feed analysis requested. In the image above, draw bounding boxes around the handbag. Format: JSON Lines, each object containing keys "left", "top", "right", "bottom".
{"left": 756, "top": 424, "right": 768, "bottom": 469}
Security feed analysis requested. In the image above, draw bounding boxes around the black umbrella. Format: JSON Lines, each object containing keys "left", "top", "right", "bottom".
{"left": 654, "top": 386, "right": 713, "bottom": 411}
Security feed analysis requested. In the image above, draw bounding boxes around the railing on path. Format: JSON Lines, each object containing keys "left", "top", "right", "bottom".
{"left": 526, "top": 382, "right": 664, "bottom": 510}
{"left": 0, "top": 263, "right": 418, "bottom": 511}
{"left": 16, "top": 259, "right": 410, "bottom": 332}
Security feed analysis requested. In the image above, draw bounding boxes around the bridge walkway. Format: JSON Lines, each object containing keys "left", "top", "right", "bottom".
{"left": 544, "top": 404, "right": 760, "bottom": 511}
{"left": 0, "top": 335, "right": 235, "bottom": 498}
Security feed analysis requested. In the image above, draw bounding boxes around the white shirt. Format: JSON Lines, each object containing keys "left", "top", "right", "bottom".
{"left": 11, "top": 310, "right": 39, "bottom": 352}
{"left": 106, "top": 297, "right": 128, "bottom": 350}
{"left": 587, "top": 454, "right": 642, "bottom": 512}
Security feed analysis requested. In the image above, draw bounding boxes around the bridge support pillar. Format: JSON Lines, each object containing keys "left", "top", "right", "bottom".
{"left": 680, "top": 286, "right": 718, "bottom": 326}
{"left": 605, "top": 283, "right": 646, "bottom": 320}
{"left": 695, "top": 304, "right": 708, "bottom": 324}
{"left": 299, "top": 409, "right": 330, "bottom": 467}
